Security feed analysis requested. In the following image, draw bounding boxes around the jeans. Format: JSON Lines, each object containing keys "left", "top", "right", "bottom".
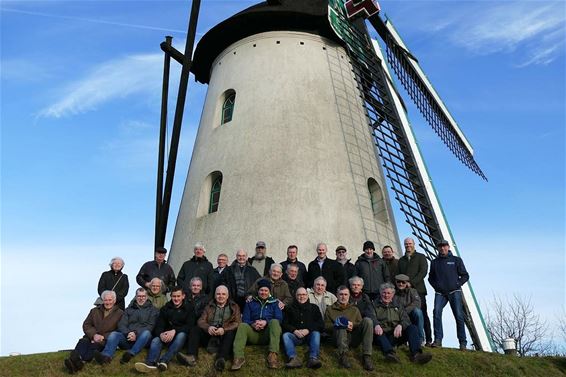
{"left": 374, "top": 324, "right": 421, "bottom": 356}
{"left": 409, "top": 308, "right": 425, "bottom": 344}
{"left": 101, "top": 330, "right": 152, "bottom": 357}
{"left": 233, "top": 320, "right": 282, "bottom": 358}
{"left": 433, "top": 290, "right": 466, "bottom": 345}
{"left": 282, "top": 331, "right": 321, "bottom": 359}
{"left": 146, "top": 332, "right": 188, "bottom": 364}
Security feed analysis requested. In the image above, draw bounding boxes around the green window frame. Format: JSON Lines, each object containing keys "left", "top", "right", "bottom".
{"left": 209, "top": 176, "right": 222, "bottom": 213}
{"left": 221, "top": 92, "right": 236, "bottom": 125}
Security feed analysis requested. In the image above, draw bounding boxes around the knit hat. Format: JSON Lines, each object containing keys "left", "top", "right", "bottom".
{"left": 257, "top": 278, "right": 271, "bottom": 291}
{"left": 363, "top": 241, "right": 375, "bottom": 251}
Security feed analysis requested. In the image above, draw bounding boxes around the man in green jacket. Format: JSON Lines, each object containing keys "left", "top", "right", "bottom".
{"left": 324, "top": 286, "right": 374, "bottom": 371}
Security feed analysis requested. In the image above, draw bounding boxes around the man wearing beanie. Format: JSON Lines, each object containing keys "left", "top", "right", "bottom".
{"left": 355, "top": 241, "right": 389, "bottom": 300}
{"left": 232, "top": 278, "right": 283, "bottom": 370}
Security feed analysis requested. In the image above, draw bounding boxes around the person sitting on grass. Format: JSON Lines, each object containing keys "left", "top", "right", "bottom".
{"left": 63, "top": 290, "right": 123, "bottom": 374}
{"left": 93, "top": 288, "right": 159, "bottom": 365}
{"left": 231, "top": 279, "right": 283, "bottom": 371}
{"left": 146, "top": 278, "right": 167, "bottom": 309}
{"left": 134, "top": 286, "right": 195, "bottom": 373}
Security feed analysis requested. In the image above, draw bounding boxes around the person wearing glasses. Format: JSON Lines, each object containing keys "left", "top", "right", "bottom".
{"left": 393, "top": 274, "right": 425, "bottom": 345}
{"left": 335, "top": 246, "right": 356, "bottom": 284}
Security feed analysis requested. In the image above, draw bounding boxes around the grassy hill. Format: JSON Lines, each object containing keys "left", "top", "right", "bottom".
{"left": 1, "top": 345, "right": 564, "bottom": 377}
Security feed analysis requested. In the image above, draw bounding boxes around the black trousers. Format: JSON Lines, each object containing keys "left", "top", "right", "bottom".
{"left": 74, "top": 337, "right": 104, "bottom": 361}
{"left": 419, "top": 293, "right": 432, "bottom": 343}
{"left": 187, "top": 328, "right": 236, "bottom": 360}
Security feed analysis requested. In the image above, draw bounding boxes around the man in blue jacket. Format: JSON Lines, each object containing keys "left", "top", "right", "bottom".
{"left": 428, "top": 240, "right": 469, "bottom": 350}
{"left": 232, "top": 279, "right": 283, "bottom": 370}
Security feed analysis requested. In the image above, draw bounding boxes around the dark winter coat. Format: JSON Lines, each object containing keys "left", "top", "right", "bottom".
{"left": 384, "top": 258, "right": 399, "bottom": 283}
{"left": 282, "top": 299, "right": 324, "bottom": 333}
{"left": 283, "top": 275, "right": 304, "bottom": 297}
{"left": 221, "top": 261, "right": 261, "bottom": 299}
{"left": 136, "top": 260, "right": 176, "bottom": 293}
{"left": 369, "top": 298, "right": 411, "bottom": 333}
{"left": 355, "top": 252, "right": 390, "bottom": 295}
{"left": 186, "top": 292, "right": 209, "bottom": 318}
{"left": 280, "top": 259, "right": 307, "bottom": 282}
{"left": 428, "top": 252, "right": 469, "bottom": 294}
{"left": 117, "top": 299, "right": 159, "bottom": 335}
{"left": 153, "top": 300, "right": 196, "bottom": 335}
{"left": 393, "top": 287, "right": 421, "bottom": 313}
{"left": 306, "top": 258, "right": 345, "bottom": 295}
{"left": 83, "top": 305, "right": 123, "bottom": 342}
{"left": 177, "top": 256, "right": 215, "bottom": 295}
{"left": 98, "top": 270, "right": 129, "bottom": 310}
{"left": 349, "top": 292, "right": 374, "bottom": 319}
{"left": 339, "top": 260, "right": 357, "bottom": 285}
{"left": 398, "top": 252, "right": 428, "bottom": 295}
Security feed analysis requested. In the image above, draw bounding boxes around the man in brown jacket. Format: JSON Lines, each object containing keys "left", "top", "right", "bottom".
{"left": 179, "top": 285, "right": 241, "bottom": 371}
{"left": 324, "top": 286, "right": 374, "bottom": 371}
{"left": 64, "top": 290, "right": 123, "bottom": 374}
{"left": 247, "top": 263, "right": 293, "bottom": 310}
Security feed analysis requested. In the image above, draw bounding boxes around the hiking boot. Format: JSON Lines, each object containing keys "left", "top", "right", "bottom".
{"left": 120, "top": 352, "right": 133, "bottom": 364}
{"left": 285, "top": 356, "right": 302, "bottom": 369}
{"left": 69, "top": 351, "right": 84, "bottom": 371}
{"left": 431, "top": 340, "right": 442, "bottom": 348}
{"left": 424, "top": 342, "right": 433, "bottom": 347}
{"left": 362, "top": 355, "right": 374, "bottom": 371}
{"left": 177, "top": 352, "right": 196, "bottom": 366}
{"left": 214, "top": 357, "right": 226, "bottom": 371}
{"left": 94, "top": 350, "right": 111, "bottom": 365}
{"left": 157, "top": 361, "right": 168, "bottom": 371}
{"left": 306, "top": 357, "right": 322, "bottom": 369}
{"left": 207, "top": 337, "right": 220, "bottom": 354}
{"left": 231, "top": 357, "right": 245, "bottom": 370}
{"left": 411, "top": 352, "right": 432, "bottom": 365}
{"left": 338, "top": 353, "right": 352, "bottom": 368}
{"left": 459, "top": 343, "right": 467, "bottom": 351}
{"left": 64, "top": 358, "right": 76, "bottom": 374}
{"left": 267, "top": 352, "right": 279, "bottom": 369}
{"left": 385, "top": 351, "right": 400, "bottom": 363}
{"left": 134, "top": 362, "right": 157, "bottom": 373}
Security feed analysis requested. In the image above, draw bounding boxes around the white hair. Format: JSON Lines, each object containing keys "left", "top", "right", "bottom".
{"left": 109, "top": 257, "right": 125, "bottom": 268}
{"left": 101, "top": 290, "right": 116, "bottom": 301}
{"left": 194, "top": 242, "right": 206, "bottom": 252}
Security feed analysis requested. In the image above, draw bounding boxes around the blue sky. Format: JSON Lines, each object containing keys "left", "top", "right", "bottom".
{"left": 1, "top": 1, "right": 564, "bottom": 355}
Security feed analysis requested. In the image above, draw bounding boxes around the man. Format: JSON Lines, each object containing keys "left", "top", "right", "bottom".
{"left": 185, "top": 277, "right": 209, "bottom": 318}
{"left": 94, "top": 288, "right": 159, "bottom": 364}
{"left": 398, "top": 237, "right": 432, "bottom": 346}
{"left": 307, "top": 276, "right": 337, "bottom": 318}
{"left": 135, "top": 286, "right": 196, "bottom": 373}
{"left": 221, "top": 249, "right": 261, "bottom": 311}
{"left": 179, "top": 285, "right": 241, "bottom": 371}
{"left": 136, "top": 247, "right": 176, "bottom": 294}
{"left": 324, "top": 286, "right": 374, "bottom": 371}
{"left": 355, "top": 241, "right": 389, "bottom": 300}
{"left": 393, "top": 274, "right": 424, "bottom": 345}
{"left": 335, "top": 245, "right": 356, "bottom": 284}
{"left": 177, "top": 243, "right": 214, "bottom": 295}
{"left": 147, "top": 278, "right": 167, "bottom": 309}
{"left": 348, "top": 276, "right": 374, "bottom": 319}
{"left": 248, "top": 241, "right": 275, "bottom": 277}
{"left": 247, "top": 263, "right": 293, "bottom": 310}
{"left": 64, "top": 291, "right": 123, "bottom": 374}
{"left": 280, "top": 245, "right": 307, "bottom": 282}
{"left": 283, "top": 264, "right": 304, "bottom": 296}
{"left": 282, "top": 288, "right": 324, "bottom": 369}
{"left": 306, "top": 243, "right": 345, "bottom": 294}
{"left": 212, "top": 253, "right": 229, "bottom": 289}
{"left": 382, "top": 245, "right": 399, "bottom": 283}
{"left": 370, "top": 283, "right": 432, "bottom": 364}
{"left": 232, "top": 279, "right": 283, "bottom": 370}
{"left": 428, "top": 240, "right": 470, "bottom": 350}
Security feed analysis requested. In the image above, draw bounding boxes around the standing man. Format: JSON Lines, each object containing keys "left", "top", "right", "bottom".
{"left": 428, "top": 240, "right": 470, "bottom": 350}
{"left": 306, "top": 243, "right": 344, "bottom": 294}
{"left": 221, "top": 249, "right": 261, "bottom": 311}
{"left": 177, "top": 243, "right": 214, "bottom": 295}
{"left": 398, "top": 237, "right": 432, "bottom": 346}
{"left": 212, "top": 253, "right": 229, "bottom": 289}
{"left": 381, "top": 245, "right": 399, "bottom": 283}
{"left": 335, "top": 246, "right": 356, "bottom": 284}
{"left": 136, "top": 247, "right": 176, "bottom": 294}
{"left": 280, "top": 245, "right": 307, "bottom": 283}
{"left": 355, "top": 241, "right": 389, "bottom": 300}
{"left": 248, "top": 241, "right": 275, "bottom": 277}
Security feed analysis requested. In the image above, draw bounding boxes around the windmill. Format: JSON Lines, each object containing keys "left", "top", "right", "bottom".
{"left": 153, "top": 0, "right": 494, "bottom": 351}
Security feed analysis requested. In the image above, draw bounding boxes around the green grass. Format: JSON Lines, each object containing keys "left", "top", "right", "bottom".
{"left": 1, "top": 345, "right": 565, "bottom": 377}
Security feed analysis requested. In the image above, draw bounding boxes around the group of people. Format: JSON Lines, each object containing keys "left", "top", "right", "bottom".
{"left": 63, "top": 237, "right": 470, "bottom": 374}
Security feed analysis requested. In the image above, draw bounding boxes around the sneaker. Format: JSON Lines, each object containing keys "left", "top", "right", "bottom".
{"left": 231, "top": 357, "right": 245, "bottom": 370}
{"left": 385, "top": 351, "right": 400, "bottom": 363}
{"left": 306, "top": 357, "right": 322, "bottom": 369}
{"left": 424, "top": 342, "right": 433, "bottom": 347}
{"left": 120, "top": 352, "right": 133, "bottom": 364}
{"left": 285, "top": 356, "right": 302, "bottom": 369}
{"left": 64, "top": 358, "right": 76, "bottom": 374}
{"left": 214, "top": 357, "right": 226, "bottom": 371}
{"left": 431, "top": 340, "right": 442, "bottom": 348}
{"left": 134, "top": 362, "right": 157, "bottom": 373}
{"left": 207, "top": 337, "right": 220, "bottom": 354}
{"left": 157, "top": 361, "right": 168, "bottom": 371}
{"left": 93, "top": 350, "right": 111, "bottom": 365}
{"left": 338, "top": 353, "right": 352, "bottom": 368}
{"left": 362, "top": 355, "right": 374, "bottom": 371}
{"left": 267, "top": 352, "right": 279, "bottom": 369}
{"left": 411, "top": 352, "right": 432, "bottom": 365}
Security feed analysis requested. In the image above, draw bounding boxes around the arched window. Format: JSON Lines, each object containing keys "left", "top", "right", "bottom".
{"left": 368, "top": 178, "right": 388, "bottom": 223}
{"left": 209, "top": 175, "right": 222, "bottom": 213}
{"left": 221, "top": 91, "right": 236, "bottom": 125}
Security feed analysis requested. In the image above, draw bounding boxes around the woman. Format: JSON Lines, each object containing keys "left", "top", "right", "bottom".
{"left": 98, "top": 257, "right": 129, "bottom": 310}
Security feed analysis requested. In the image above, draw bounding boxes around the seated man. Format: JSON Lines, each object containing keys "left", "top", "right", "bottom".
{"left": 179, "top": 285, "right": 241, "bottom": 371}
{"left": 247, "top": 263, "right": 293, "bottom": 310}
{"left": 64, "top": 290, "right": 123, "bottom": 374}
{"left": 307, "top": 276, "right": 337, "bottom": 318}
{"left": 324, "top": 286, "right": 374, "bottom": 371}
{"left": 231, "top": 279, "right": 283, "bottom": 371}
{"left": 147, "top": 278, "right": 167, "bottom": 309}
{"left": 348, "top": 276, "right": 374, "bottom": 318}
{"left": 371, "top": 282, "right": 432, "bottom": 364}
{"left": 135, "top": 286, "right": 196, "bottom": 373}
{"left": 282, "top": 288, "right": 324, "bottom": 369}
{"left": 283, "top": 264, "right": 304, "bottom": 297}
{"left": 393, "top": 274, "right": 425, "bottom": 344}
{"left": 94, "top": 288, "right": 159, "bottom": 364}
{"left": 185, "top": 277, "right": 209, "bottom": 318}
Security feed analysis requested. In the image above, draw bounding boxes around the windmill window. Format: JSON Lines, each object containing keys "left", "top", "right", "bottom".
{"left": 221, "top": 90, "right": 236, "bottom": 125}
{"left": 368, "top": 178, "right": 388, "bottom": 223}
{"left": 209, "top": 176, "right": 222, "bottom": 214}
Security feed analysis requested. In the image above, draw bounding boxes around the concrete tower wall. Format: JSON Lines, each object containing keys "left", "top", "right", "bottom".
{"left": 169, "top": 31, "right": 400, "bottom": 270}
